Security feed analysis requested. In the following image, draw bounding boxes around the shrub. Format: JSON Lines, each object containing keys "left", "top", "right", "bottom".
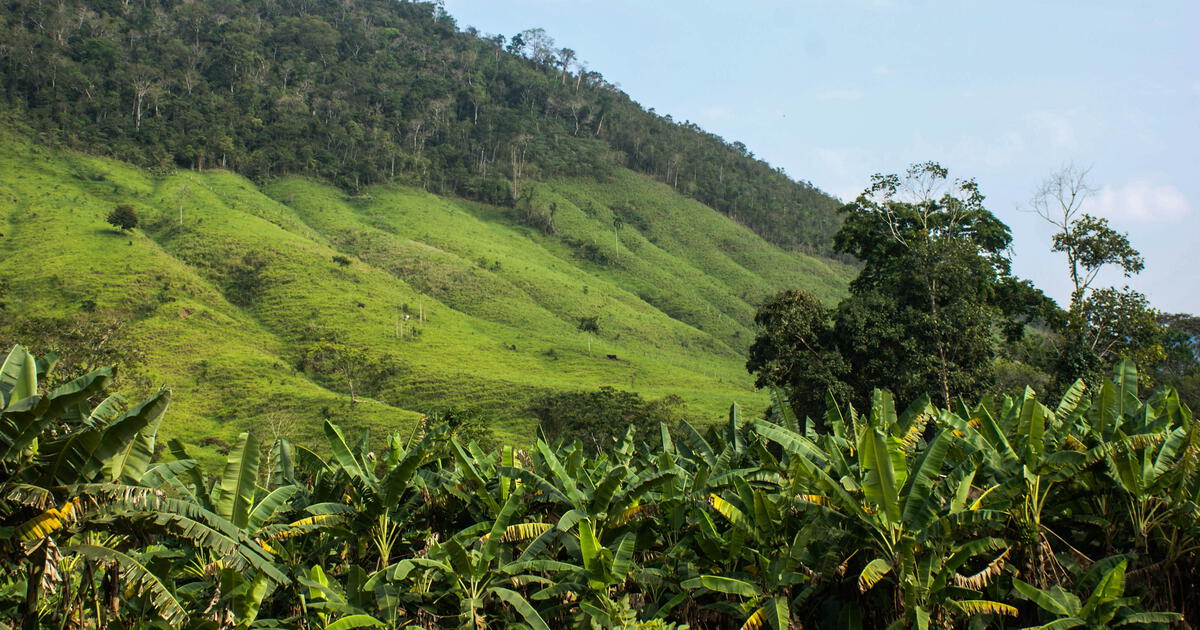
{"left": 577, "top": 315, "right": 600, "bottom": 334}
{"left": 106, "top": 204, "right": 138, "bottom": 231}
{"left": 530, "top": 386, "right": 683, "bottom": 453}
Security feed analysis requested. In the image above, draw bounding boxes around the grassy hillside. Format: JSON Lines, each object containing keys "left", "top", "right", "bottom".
{"left": 0, "top": 126, "right": 852, "bottom": 455}
{"left": 0, "top": 0, "right": 845, "bottom": 253}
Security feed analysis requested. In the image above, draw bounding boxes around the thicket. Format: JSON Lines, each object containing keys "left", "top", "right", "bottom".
{"left": 3, "top": 343, "right": 1199, "bottom": 628}
{"left": 529, "top": 386, "right": 686, "bottom": 453}
{"left": 0, "top": 0, "right": 842, "bottom": 253}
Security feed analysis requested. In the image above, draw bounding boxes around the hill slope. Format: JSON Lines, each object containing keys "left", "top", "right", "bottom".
{"left": 0, "top": 0, "right": 843, "bottom": 253}
{"left": 0, "top": 127, "right": 851, "bottom": 453}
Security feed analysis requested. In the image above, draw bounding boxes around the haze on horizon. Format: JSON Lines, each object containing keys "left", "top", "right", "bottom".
{"left": 444, "top": 0, "right": 1200, "bottom": 314}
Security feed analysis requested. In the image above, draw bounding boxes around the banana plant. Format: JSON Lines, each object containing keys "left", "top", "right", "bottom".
{"left": 388, "top": 486, "right": 561, "bottom": 629}
{"left": 527, "top": 517, "right": 645, "bottom": 628}
{"left": 756, "top": 390, "right": 1016, "bottom": 627}
{"left": 315, "top": 420, "right": 446, "bottom": 570}
{"left": 937, "top": 382, "right": 1091, "bottom": 587}
{"left": 681, "top": 484, "right": 816, "bottom": 630}
{"left": 1012, "top": 558, "right": 1180, "bottom": 628}
{"left": 499, "top": 432, "right": 679, "bottom": 544}
{"left": 0, "top": 345, "right": 183, "bottom": 629}
{"left": 149, "top": 431, "right": 307, "bottom": 627}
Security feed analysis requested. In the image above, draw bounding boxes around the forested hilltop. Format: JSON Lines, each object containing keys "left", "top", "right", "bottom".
{"left": 0, "top": 0, "right": 842, "bottom": 253}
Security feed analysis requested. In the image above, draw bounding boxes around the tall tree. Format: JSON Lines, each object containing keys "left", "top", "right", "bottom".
{"left": 833, "top": 162, "right": 1016, "bottom": 408}
{"left": 1032, "top": 166, "right": 1162, "bottom": 387}
{"left": 745, "top": 289, "right": 850, "bottom": 424}
{"left": 749, "top": 163, "right": 1042, "bottom": 416}
{"left": 1031, "top": 165, "right": 1144, "bottom": 305}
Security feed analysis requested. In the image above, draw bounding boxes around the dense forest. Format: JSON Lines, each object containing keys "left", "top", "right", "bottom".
{"left": 0, "top": 0, "right": 843, "bottom": 253}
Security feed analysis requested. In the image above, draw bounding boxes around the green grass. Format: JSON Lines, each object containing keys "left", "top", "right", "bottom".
{"left": 0, "top": 126, "right": 852, "bottom": 452}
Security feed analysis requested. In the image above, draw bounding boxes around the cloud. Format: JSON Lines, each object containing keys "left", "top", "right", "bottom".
{"left": 809, "top": 146, "right": 882, "bottom": 200}
{"left": 814, "top": 88, "right": 864, "bottom": 101}
{"left": 1024, "top": 111, "right": 1079, "bottom": 152}
{"left": 1085, "top": 180, "right": 1193, "bottom": 223}
{"left": 697, "top": 105, "right": 733, "bottom": 123}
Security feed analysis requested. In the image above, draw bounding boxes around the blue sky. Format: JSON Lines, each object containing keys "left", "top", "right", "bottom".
{"left": 443, "top": 0, "right": 1199, "bottom": 313}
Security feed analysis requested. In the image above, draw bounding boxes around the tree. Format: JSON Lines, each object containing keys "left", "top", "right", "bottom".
{"left": 106, "top": 204, "right": 138, "bottom": 232}
{"left": 1157, "top": 313, "right": 1200, "bottom": 408}
{"left": 1032, "top": 165, "right": 1144, "bottom": 304}
{"left": 303, "top": 341, "right": 368, "bottom": 403}
{"left": 748, "top": 163, "right": 1043, "bottom": 416}
{"left": 1063, "top": 286, "right": 1165, "bottom": 381}
{"left": 1033, "top": 166, "right": 1162, "bottom": 387}
{"left": 745, "top": 289, "right": 849, "bottom": 423}
{"left": 832, "top": 162, "right": 1019, "bottom": 408}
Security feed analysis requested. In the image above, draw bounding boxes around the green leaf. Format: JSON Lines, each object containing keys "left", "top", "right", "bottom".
{"left": 45, "top": 367, "right": 114, "bottom": 421}
{"left": 491, "top": 587, "right": 551, "bottom": 630}
{"left": 681, "top": 575, "right": 763, "bottom": 598}
{"left": 168, "top": 439, "right": 213, "bottom": 508}
{"left": 0, "top": 345, "right": 38, "bottom": 406}
{"left": 900, "top": 430, "right": 951, "bottom": 531}
{"left": 324, "top": 421, "right": 374, "bottom": 490}
{"left": 68, "top": 544, "right": 188, "bottom": 626}
{"left": 860, "top": 425, "right": 901, "bottom": 523}
{"left": 753, "top": 420, "right": 829, "bottom": 467}
{"left": 1080, "top": 560, "right": 1126, "bottom": 619}
{"left": 215, "top": 432, "right": 260, "bottom": 528}
{"left": 105, "top": 390, "right": 166, "bottom": 484}
{"left": 483, "top": 486, "right": 525, "bottom": 559}
{"left": 858, "top": 558, "right": 893, "bottom": 592}
{"left": 1054, "top": 379, "right": 1087, "bottom": 419}
{"left": 247, "top": 485, "right": 300, "bottom": 531}
{"left": 85, "top": 393, "right": 126, "bottom": 427}
{"left": 589, "top": 465, "right": 627, "bottom": 515}
{"left": 610, "top": 534, "right": 635, "bottom": 579}
{"left": 1113, "top": 359, "right": 1139, "bottom": 418}
{"left": 1116, "top": 611, "right": 1182, "bottom": 625}
{"left": 1028, "top": 619, "right": 1085, "bottom": 630}
{"left": 40, "top": 389, "right": 170, "bottom": 485}
{"left": 444, "top": 538, "right": 472, "bottom": 576}
{"left": 1013, "top": 578, "right": 1075, "bottom": 616}
{"left": 579, "top": 518, "right": 600, "bottom": 577}
{"left": 536, "top": 440, "right": 585, "bottom": 506}
{"left": 324, "top": 614, "right": 384, "bottom": 630}
{"left": 382, "top": 426, "right": 441, "bottom": 504}
{"left": 728, "top": 402, "right": 745, "bottom": 452}
{"left": 766, "top": 596, "right": 789, "bottom": 630}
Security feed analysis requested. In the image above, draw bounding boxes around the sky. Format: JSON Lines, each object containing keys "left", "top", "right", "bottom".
{"left": 442, "top": 0, "right": 1199, "bottom": 313}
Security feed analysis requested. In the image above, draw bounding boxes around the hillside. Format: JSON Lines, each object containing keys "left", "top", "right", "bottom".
{"left": 0, "top": 126, "right": 852, "bottom": 455}
{"left": 0, "top": 0, "right": 843, "bottom": 253}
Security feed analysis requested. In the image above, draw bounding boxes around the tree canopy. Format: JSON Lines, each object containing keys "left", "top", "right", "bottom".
{"left": 751, "top": 163, "right": 1052, "bottom": 415}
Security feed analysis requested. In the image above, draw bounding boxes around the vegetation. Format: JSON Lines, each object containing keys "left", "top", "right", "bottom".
{"left": 0, "top": 0, "right": 842, "bottom": 253}
{"left": 749, "top": 163, "right": 1054, "bottom": 418}
{"left": 0, "top": 127, "right": 851, "bottom": 458}
{"left": 3, "top": 342, "right": 1199, "bottom": 627}
{"left": 748, "top": 164, "right": 1197, "bottom": 422}
{"left": 3, "top": 0, "right": 1196, "bottom": 626}
{"left": 530, "top": 386, "right": 685, "bottom": 452}
{"left": 1032, "top": 166, "right": 1169, "bottom": 393}
{"left": 105, "top": 204, "right": 138, "bottom": 232}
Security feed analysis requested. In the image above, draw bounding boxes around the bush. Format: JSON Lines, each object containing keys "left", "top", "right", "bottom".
{"left": 530, "top": 386, "right": 683, "bottom": 453}
{"left": 106, "top": 204, "right": 138, "bottom": 231}
{"left": 577, "top": 315, "right": 600, "bottom": 334}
